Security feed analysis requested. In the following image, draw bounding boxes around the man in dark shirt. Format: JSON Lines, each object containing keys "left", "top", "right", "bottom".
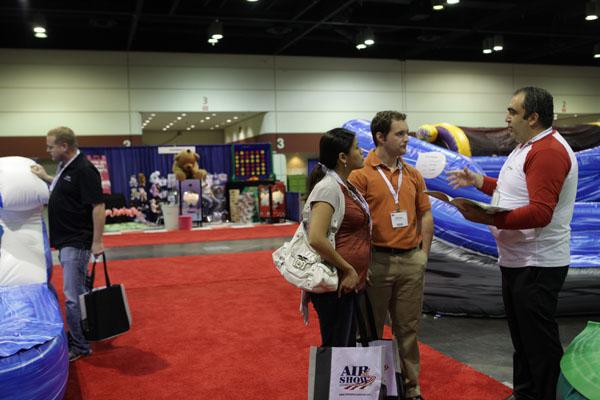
{"left": 31, "top": 126, "right": 105, "bottom": 361}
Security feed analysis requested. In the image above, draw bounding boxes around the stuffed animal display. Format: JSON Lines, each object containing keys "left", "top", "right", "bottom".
{"left": 172, "top": 149, "right": 207, "bottom": 182}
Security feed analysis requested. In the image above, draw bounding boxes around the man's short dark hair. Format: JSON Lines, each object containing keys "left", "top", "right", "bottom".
{"left": 514, "top": 87, "right": 554, "bottom": 129}
{"left": 371, "top": 111, "right": 407, "bottom": 146}
{"left": 47, "top": 126, "right": 78, "bottom": 148}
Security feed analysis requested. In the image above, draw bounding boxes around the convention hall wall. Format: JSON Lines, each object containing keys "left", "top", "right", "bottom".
{"left": 1, "top": 48, "right": 600, "bottom": 159}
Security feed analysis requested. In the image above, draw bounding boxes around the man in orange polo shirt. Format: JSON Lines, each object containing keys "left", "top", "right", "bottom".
{"left": 349, "top": 110, "right": 433, "bottom": 400}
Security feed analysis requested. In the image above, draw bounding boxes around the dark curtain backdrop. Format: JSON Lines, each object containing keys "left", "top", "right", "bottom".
{"left": 81, "top": 145, "right": 231, "bottom": 201}
{"left": 461, "top": 124, "right": 600, "bottom": 156}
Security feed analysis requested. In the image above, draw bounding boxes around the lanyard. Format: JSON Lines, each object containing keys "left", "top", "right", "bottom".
{"left": 327, "top": 170, "right": 371, "bottom": 217}
{"left": 376, "top": 164, "right": 403, "bottom": 206}
{"left": 50, "top": 150, "right": 80, "bottom": 192}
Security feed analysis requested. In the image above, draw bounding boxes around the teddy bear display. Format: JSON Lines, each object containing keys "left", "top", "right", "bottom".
{"left": 172, "top": 149, "right": 207, "bottom": 182}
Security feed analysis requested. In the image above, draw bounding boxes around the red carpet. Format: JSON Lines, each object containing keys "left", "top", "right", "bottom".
{"left": 51, "top": 251, "right": 511, "bottom": 400}
{"left": 102, "top": 223, "right": 298, "bottom": 248}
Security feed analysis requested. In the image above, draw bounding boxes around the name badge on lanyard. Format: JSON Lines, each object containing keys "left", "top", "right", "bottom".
{"left": 390, "top": 211, "right": 408, "bottom": 228}
{"left": 376, "top": 165, "right": 409, "bottom": 229}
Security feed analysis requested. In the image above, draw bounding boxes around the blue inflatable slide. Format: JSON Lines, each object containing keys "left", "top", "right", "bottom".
{"left": 344, "top": 119, "right": 600, "bottom": 316}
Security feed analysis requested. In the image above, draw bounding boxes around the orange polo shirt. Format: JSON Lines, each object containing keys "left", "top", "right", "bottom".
{"left": 349, "top": 150, "right": 431, "bottom": 249}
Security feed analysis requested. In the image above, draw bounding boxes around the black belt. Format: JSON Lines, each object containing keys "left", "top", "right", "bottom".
{"left": 372, "top": 245, "right": 417, "bottom": 255}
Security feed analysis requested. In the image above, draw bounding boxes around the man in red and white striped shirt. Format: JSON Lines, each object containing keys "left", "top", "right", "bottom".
{"left": 448, "top": 87, "right": 577, "bottom": 400}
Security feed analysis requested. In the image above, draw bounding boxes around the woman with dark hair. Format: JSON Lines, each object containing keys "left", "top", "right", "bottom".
{"left": 305, "top": 128, "right": 371, "bottom": 347}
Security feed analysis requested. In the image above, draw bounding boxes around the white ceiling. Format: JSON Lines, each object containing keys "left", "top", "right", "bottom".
{"left": 140, "top": 112, "right": 261, "bottom": 132}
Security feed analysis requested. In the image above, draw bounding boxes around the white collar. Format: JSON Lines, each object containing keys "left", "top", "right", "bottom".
{"left": 522, "top": 127, "right": 554, "bottom": 148}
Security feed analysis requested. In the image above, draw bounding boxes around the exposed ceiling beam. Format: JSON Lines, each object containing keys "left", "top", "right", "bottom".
{"left": 169, "top": 0, "right": 181, "bottom": 15}
{"left": 291, "top": 0, "right": 321, "bottom": 22}
{"left": 1, "top": 8, "right": 596, "bottom": 42}
{"left": 521, "top": 39, "right": 599, "bottom": 62}
{"left": 276, "top": 0, "right": 356, "bottom": 54}
{"left": 126, "top": 0, "right": 144, "bottom": 50}
{"left": 401, "top": 0, "right": 557, "bottom": 59}
{"left": 264, "top": 0, "right": 282, "bottom": 12}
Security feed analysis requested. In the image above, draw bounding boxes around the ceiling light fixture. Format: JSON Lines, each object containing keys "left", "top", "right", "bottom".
{"left": 355, "top": 29, "right": 375, "bottom": 50}
{"left": 594, "top": 43, "right": 600, "bottom": 58}
{"left": 482, "top": 38, "right": 492, "bottom": 54}
{"left": 432, "top": 0, "right": 444, "bottom": 11}
{"left": 31, "top": 14, "right": 47, "bottom": 38}
{"left": 208, "top": 20, "right": 223, "bottom": 40}
{"left": 447, "top": 0, "right": 460, "bottom": 4}
{"left": 493, "top": 35, "right": 504, "bottom": 51}
{"left": 586, "top": 0, "right": 599, "bottom": 20}
{"left": 363, "top": 28, "right": 375, "bottom": 46}
{"left": 247, "top": 0, "right": 259, "bottom": 2}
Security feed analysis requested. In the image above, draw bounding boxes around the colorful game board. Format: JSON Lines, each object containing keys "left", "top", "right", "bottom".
{"left": 232, "top": 144, "right": 272, "bottom": 181}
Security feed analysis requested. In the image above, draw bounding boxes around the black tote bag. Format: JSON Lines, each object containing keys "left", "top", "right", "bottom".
{"left": 356, "top": 293, "right": 406, "bottom": 400}
{"left": 79, "top": 254, "right": 132, "bottom": 341}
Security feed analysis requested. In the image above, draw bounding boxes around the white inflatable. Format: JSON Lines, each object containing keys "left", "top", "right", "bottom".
{"left": 0, "top": 156, "right": 68, "bottom": 400}
{"left": 0, "top": 157, "right": 50, "bottom": 285}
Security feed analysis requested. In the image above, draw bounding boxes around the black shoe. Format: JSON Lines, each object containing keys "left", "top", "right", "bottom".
{"left": 68, "top": 348, "right": 92, "bottom": 362}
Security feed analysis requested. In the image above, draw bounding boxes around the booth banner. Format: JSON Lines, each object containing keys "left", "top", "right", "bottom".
{"left": 87, "top": 155, "right": 111, "bottom": 194}
{"left": 158, "top": 146, "right": 195, "bottom": 155}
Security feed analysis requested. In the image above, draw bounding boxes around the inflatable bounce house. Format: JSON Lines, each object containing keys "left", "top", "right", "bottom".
{"left": 0, "top": 157, "right": 69, "bottom": 399}
{"left": 344, "top": 119, "right": 600, "bottom": 317}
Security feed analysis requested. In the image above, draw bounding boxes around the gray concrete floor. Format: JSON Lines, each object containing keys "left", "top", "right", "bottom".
{"left": 418, "top": 313, "right": 594, "bottom": 386}
{"left": 54, "top": 234, "right": 599, "bottom": 388}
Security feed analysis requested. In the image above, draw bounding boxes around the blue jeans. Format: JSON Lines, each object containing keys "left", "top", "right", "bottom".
{"left": 59, "top": 246, "right": 92, "bottom": 353}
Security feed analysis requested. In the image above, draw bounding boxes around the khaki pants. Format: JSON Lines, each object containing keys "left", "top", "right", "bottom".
{"left": 367, "top": 248, "right": 427, "bottom": 398}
